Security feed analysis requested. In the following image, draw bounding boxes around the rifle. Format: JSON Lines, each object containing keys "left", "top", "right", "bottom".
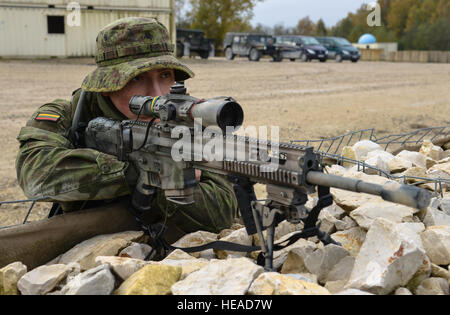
{"left": 84, "top": 82, "right": 431, "bottom": 271}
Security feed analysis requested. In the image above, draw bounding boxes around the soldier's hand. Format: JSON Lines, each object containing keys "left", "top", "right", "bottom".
{"left": 195, "top": 169, "right": 202, "bottom": 182}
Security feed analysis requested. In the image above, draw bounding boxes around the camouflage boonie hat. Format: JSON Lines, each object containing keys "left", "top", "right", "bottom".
{"left": 81, "top": 17, "right": 194, "bottom": 92}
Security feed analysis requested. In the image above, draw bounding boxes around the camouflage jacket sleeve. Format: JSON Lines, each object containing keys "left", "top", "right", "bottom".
{"left": 16, "top": 99, "right": 133, "bottom": 203}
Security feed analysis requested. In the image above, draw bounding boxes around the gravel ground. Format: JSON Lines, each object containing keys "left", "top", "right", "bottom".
{"left": 0, "top": 57, "right": 449, "bottom": 226}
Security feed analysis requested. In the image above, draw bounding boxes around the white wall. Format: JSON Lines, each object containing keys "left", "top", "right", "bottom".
{"left": 0, "top": 1, "right": 174, "bottom": 57}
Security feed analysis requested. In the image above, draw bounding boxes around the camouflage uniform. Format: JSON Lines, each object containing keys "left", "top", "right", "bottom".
{"left": 16, "top": 17, "right": 238, "bottom": 234}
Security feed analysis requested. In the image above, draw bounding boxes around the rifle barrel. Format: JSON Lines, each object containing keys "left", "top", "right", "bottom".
{"left": 306, "top": 171, "right": 431, "bottom": 210}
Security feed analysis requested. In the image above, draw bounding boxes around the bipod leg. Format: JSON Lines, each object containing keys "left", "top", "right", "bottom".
{"left": 251, "top": 200, "right": 282, "bottom": 271}
{"left": 264, "top": 224, "right": 275, "bottom": 271}
{"left": 251, "top": 201, "right": 268, "bottom": 258}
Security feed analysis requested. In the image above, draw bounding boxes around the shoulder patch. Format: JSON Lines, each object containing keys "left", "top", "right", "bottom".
{"left": 35, "top": 113, "right": 61, "bottom": 122}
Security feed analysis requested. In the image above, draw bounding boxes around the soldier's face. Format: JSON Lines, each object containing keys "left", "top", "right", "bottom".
{"left": 105, "top": 68, "right": 175, "bottom": 121}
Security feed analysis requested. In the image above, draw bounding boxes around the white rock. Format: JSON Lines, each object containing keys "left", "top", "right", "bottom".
{"left": 420, "top": 140, "right": 444, "bottom": 161}
{"left": 422, "top": 207, "right": 450, "bottom": 227}
{"left": 279, "top": 240, "right": 317, "bottom": 274}
{"left": 415, "top": 277, "right": 449, "bottom": 295}
{"left": 347, "top": 218, "right": 425, "bottom": 295}
{"left": 334, "top": 288, "right": 374, "bottom": 295}
{"left": 318, "top": 210, "right": 339, "bottom": 234}
{"left": 405, "top": 255, "right": 431, "bottom": 292}
{"left": 274, "top": 220, "right": 299, "bottom": 241}
{"left": 0, "top": 262, "right": 27, "bottom": 295}
{"left": 325, "top": 164, "right": 348, "bottom": 176}
{"left": 155, "top": 258, "right": 212, "bottom": 280}
{"left": 341, "top": 146, "right": 358, "bottom": 168}
{"left": 331, "top": 227, "right": 366, "bottom": 258}
{"left": 431, "top": 263, "right": 450, "bottom": 281}
{"left": 323, "top": 204, "right": 347, "bottom": 220}
{"left": 170, "top": 258, "right": 263, "bottom": 295}
{"left": 352, "top": 140, "right": 383, "bottom": 161}
{"left": 441, "top": 198, "right": 450, "bottom": 215}
{"left": 421, "top": 226, "right": 450, "bottom": 265}
{"left": 427, "top": 163, "right": 450, "bottom": 176}
{"left": 365, "top": 150, "right": 395, "bottom": 174}
{"left": 362, "top": 156, "right": 390, "bottom": 175}
{"left": 304, "top": 244, "right": 350, "bottom": 284}
{"left": 272, "top": 234, "right": 317, "bottom": 270}
{"left": 335, "top": 216, "right": 358, "bottom": 231}
{"left": 350, "top": 202, "right": 417, "bottom": 230}
{"left": 366, "top": 149, "right": 395, "bottom": 162}
{"left": 119, "top": 242, "right": 152, "bottom": 260}
{"left": 164, "top": 249, "right": 197, "bottom": 261}
{"left": 394, "top": 287, "right": 413, "bottom": 295}
{"left": 247, "top": 272, "right": 330, "bottom": 295}
{"left": 171, "top": 231, "right": 218, "bottom": 258}
{"left": 325, "top": 256, "right": 355, "bottom": 284}
{"left": 282, "top": 273, "right": 316, "bottom": 283}
{"left": 95, "top": 256, "right": 149, "bottom": 281}
{"left": 396, "top": 150, "right": 427, "bottom": 169}
{"left": 54, "top": 231, "right": 144, "bottom": 270}
{"left": 215, "top": 228, "right": 253, "bottom": 259}
{"left": 60, "top": 264, "right": 115, "bottom": 295}
{"left": 388, "top": 156, "right": 413, "bottom": 173}
{"left": 18, "top": 264, "right": 68, "bottom": 295}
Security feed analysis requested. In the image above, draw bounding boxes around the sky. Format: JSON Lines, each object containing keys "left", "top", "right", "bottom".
{"left": 251, "top": 0, "right": 372, "bottom": 28}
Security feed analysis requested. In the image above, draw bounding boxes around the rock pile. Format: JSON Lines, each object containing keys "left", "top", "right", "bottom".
{"left": 1, "top": 140, "right": 449, "bottom": 295}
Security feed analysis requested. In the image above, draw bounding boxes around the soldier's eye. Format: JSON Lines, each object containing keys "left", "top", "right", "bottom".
{"left": 160, "top": 71, "right": 173, "bottom": 79}
{"left": 132, "top": 75, "right": 142, "bottom": 82}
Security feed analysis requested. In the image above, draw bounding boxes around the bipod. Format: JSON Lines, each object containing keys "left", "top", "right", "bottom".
{"left": 250, "top": 185, "right": 340, "bottom": 271}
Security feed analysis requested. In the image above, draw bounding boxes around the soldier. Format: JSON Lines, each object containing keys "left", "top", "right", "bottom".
{"left": 15, "top": 17, "right": 238, "bottom": 237}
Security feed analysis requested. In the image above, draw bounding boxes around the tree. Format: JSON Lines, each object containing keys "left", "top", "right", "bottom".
{"left": 331, "top": 16, "right": 354, "bottom": 38}
{"left": 251, "top": 23, "right": 272, "bottom": 35}
{"left": 295, "top": 16, "right": 316, "bottom": 35}
{"left": 386, "top": 0, "right": 416, "bottom": 37}
{"left": 175, "top": 0, "right": 191, "bottom": 28}
{"left": 315, "top": 19, "right": 328, "bottom": 36}
{"left": 273, "top": 23, "right": 293, "bottom": 35}
{"left": 185, "top": 0, "right": 264, "bottom": 49}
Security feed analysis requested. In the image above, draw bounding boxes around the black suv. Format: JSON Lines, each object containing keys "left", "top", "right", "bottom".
{"left": 276, "top": 35, "right": 328, "bottom": 62}
{"left": 176, "top": 28, "right": 213, "bottom": 59}
{"left": 223, "top": 33, "right": 282, "bottom": 62}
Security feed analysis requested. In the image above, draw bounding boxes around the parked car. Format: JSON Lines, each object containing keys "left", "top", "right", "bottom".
{"left": 273, "top": 36, "right": 302, "bottom": 61}
{"left": 176, "top": 28, "right": 213, "bottom": 59}
{"left": 275, "top": 35, "right": 328, "bottom": 62}
{"left": 315, "top": 37, "right": 361, "bottom": 62}
{"left": 223, "top": 33, "right": 283, "bottom": 62}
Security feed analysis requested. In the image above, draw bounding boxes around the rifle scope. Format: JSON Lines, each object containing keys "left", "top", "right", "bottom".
{"left": 129, "top": 94, "right": 244, "bottom": 132}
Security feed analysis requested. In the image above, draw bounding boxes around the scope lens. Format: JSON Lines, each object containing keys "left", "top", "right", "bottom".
{"left": 217, "top": 101, "right": 244, "bottom": 131}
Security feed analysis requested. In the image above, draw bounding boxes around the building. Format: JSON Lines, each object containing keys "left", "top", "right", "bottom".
{"left": 0, "top": 0, "right": 176, "bottom": 57}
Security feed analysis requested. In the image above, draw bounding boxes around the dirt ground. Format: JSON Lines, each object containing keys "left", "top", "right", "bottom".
{"left": 0, "top": 56, "right": 449, "bottom": 226}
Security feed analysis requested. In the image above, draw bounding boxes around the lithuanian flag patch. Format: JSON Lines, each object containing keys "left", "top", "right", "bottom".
{"left": 35, "top": 113, "right": 61, "bottom": 122}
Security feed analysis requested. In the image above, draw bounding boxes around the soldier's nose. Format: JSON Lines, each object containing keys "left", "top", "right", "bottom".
{"left": 148, "top": 79, "right": 163, "bottom": 97}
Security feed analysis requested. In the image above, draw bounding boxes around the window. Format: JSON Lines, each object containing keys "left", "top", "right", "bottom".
{"left": 47, "top": 16, "right": 65, "bottom": 34}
